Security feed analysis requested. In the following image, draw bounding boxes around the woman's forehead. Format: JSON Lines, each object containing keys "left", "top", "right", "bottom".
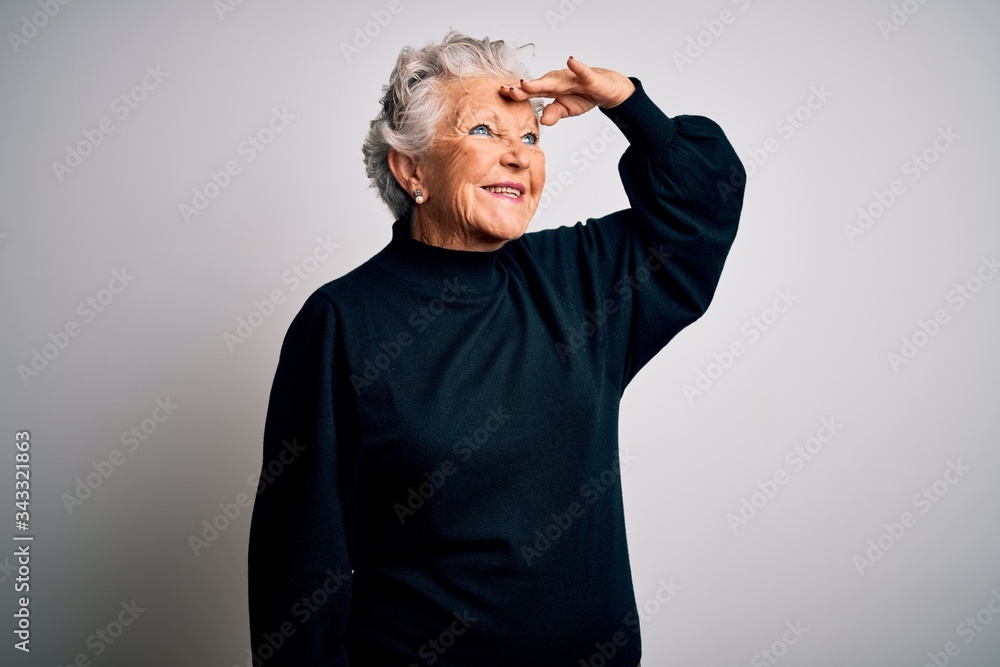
{"left": 441, "top": 76, "right": 538, "bottom": 123}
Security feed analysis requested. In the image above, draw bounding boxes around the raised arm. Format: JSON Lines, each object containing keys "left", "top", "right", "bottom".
{"left": 601, "top": 80, "right": 745, "bottom": 384}
{"left": 509, "top": 59, "right": 746, "bottom": 388}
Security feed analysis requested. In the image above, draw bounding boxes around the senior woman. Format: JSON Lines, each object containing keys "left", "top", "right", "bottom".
{"left": 248, "top": 31, "right": 744, "bottom": 666}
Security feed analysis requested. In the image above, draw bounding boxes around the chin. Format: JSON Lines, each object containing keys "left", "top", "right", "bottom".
{"left": 486, "top": 216, "right": 533, "bottom": 242}
{"left": 488, "top": 226, "right": 528, "bottom": 245}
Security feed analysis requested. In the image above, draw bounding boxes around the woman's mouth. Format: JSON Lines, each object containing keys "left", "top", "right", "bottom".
{"left": 481, "top": 184, "right": 525, "bottom": 202}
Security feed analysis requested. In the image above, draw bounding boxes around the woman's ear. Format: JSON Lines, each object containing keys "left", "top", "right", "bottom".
{"left": 387, "top": 148, "right": 422, "bottom": 193}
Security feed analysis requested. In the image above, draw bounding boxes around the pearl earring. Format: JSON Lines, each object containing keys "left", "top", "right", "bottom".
{"left": 414, "top": 188, "right": 424, "bottom": 204}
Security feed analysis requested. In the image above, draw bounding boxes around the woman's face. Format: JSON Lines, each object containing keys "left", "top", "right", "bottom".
{"left": 418, "top": 76, "right": 545, "bottom": 248}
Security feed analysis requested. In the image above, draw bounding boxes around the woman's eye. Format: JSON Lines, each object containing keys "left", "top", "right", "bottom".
{"left": 522, "top": 132, "right": 539, "bottom": 146}
{"left": 469, "top": 124, "right": 492, "bottom": 136}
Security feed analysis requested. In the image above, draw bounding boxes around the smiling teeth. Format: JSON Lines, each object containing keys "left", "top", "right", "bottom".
{"left": 485, "top": 186, "right": 520, "bottom": 197}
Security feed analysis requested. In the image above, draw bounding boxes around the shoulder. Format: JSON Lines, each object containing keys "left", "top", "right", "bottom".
{"left": 510, "top": 210, "right": 633, "bottom": 257}
{"left": 279, "top": 249, "right": 388, "bottom": 335}
{"left": 309, "top": 245, "right": 394, "bottom": 306}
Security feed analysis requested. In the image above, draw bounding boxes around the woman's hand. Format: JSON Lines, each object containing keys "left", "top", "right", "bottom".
{"left": 500, "top": 56, "right": 636, "bottom": 126}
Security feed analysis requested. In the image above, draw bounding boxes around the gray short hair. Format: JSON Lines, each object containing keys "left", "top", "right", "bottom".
{"left": 362, "top": 31, "right": 543, "bottom": 220}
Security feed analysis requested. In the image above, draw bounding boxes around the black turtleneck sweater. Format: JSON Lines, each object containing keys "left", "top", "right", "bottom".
{"left": 248, "top": 80, "right": 745, "bottom": 666}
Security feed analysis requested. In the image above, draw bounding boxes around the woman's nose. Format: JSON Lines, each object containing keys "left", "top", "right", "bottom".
{"left": 502, "top": 140, "right": 532, "bottom": 169}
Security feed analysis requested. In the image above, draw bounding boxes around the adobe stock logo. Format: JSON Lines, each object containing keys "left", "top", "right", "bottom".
{"left": 17, "top": 268, "right": 135, "bottom": 386}
{"left": 726, "top": 417, "right": 843, "bottom": 534}
{"left": 51, "top": 66, "right": 169, "bottom": 183}
{"left": 189, "top": 438, "right": 306, "bottom": 557}
{"left": 179, "top": 107, "right": 295, "bottom": 224}
{"left": 339, "top": 0, "right": 408, "bottom": 63}
{"left": 520, "top": 450, "right": 638, "bottom": 566}
{"left": 877, "top": 0, "right": 934, "bottom": 40}
{"left": 683, "top": 288, "right": 798, "bottom": 403}
{"left": 750, "top": 620, "right": 809, "bottom": 667}
{"left": 852, "top": 459, "right": 970, "bottom": 576}
{"left": 7, "top": 0, "right": 73, "bottom": 55}
{"left": 54, "top": 600, "right": 145, "bottom": 666}
{"left": 734, "top": 86, "right": 834, "bottom": 184}
{"left": 350, "top": 276, "right": 470, "bottom": 395}
{"left": 61, "top": 397, "right": 179, "bottom": 514}
{"left": 543, "top": 0, "right": 590, "bottom": 32}
{"left": 844, "top": 126, "right": 958, "bottom": 244}
{"left": 672, "top": 0, "right": 756, "bottom": 72}
{"left": 886, "top": 254, "right": 997, "bottom": 372}
{"left": 213, "top": 0, "right": 253, "bottom": 21}
{"left": 918, "top": 588, "right": 1000, "bottom": 667}
{"left": 392, "top": 406, "right": 510, "bottom": 524}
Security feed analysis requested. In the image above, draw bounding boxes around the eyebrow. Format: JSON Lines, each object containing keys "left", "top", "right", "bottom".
{"left": 460, "top": 107, "right": 540, "bottom": 133}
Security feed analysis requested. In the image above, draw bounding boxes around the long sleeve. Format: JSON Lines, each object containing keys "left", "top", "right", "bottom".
{"left": 608, "top": 79, "right": 745, "bottom": 384}
{"left": 244, "top": 77, "right": 745, "bottom": 666}
{"left": 517, "top": 78, "right": 746, "bottom": 389}
{"left": 247, "top": 291, "right": 356, "bottom": 666}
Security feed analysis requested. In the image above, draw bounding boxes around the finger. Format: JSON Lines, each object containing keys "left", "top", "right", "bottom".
{"left": 498, "top": 84, "right": 522, "bottom": 100}
{"left": 499, "top": 85, "right": 540, "bottom": 105}
{"left": 518, "top": 68, "right": 577, "bottom": 97}
{"left": 565, "top": 56, "right": 595, "bottom": 85}
{"left": 518, "top": 66, "right": 565, "bottom": 89}
{"left": 519, "top": 59, "right": 601, "bottom": 100}
{"left": 539, "top": 101, "right": 570, "bottom": 126}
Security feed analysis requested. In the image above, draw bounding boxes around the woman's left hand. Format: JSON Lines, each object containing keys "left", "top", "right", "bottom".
{"left": 500, "top": 56, "right": 636, "bottom": 126}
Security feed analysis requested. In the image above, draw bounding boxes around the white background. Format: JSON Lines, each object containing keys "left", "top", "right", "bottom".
{"left": 1, "top": 0, "right": 998, "bottom": 665}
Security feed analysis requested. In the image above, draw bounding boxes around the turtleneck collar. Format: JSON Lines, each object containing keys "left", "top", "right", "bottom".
{"left": 372, "top": 218, "right": 505, "bottom": 294}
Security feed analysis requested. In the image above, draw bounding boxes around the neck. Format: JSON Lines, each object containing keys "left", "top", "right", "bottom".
{"left": 410, "top": 208, "right": 506, "bottom": 252}
{"left": 382, "top": 218, "right": 504, "bottom": 294}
